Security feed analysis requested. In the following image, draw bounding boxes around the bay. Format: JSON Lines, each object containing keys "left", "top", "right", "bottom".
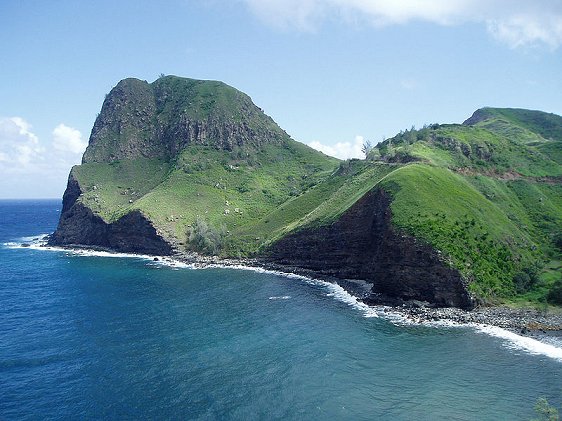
{"left": 0, "top": 200, "right": 561, "bottom": 420}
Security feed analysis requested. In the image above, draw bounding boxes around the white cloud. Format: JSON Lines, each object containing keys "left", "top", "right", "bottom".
{"left": 0, "top": 117, "right": 86, "bottom": 178}
{"left": 52, "top": 123, "right": 87, "bottom": 154}
{"left": 243, "top": 0, "right": 324, "bottom": 30}
{"left": 243, "top": 0, "right": 562, "bottom": 49}
{"left": 0, "top": 117, "right": 88, "bottom": 197}
{"left": 0, "top": 117, "right": 44, "bottom": 170}
{"left": 309, "top": 134, "right": 365, "bottom": 159}
{"left": 487, "top": 14, "right": 562, "bottom": 50}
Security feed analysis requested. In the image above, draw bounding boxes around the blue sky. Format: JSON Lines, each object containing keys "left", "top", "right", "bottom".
{"left": 1, "top": 0, "right": 561, "bottom": 198}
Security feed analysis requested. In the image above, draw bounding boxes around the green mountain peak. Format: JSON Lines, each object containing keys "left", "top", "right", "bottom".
{"left": 83, "top": 75, "right": 290, "bottom": 163}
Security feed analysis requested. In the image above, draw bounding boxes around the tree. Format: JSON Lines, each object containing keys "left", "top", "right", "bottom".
{"left": 369, "top": 147, "right": 381, "bottom": 161}
{"left": 187, "top": 217, "right": 226, "bottom": 255}
{"left": 533, "top": 397, "right": 560, "bottom": 421}
{"left": 361, "top": 139, "right": 373, "bottom": 158}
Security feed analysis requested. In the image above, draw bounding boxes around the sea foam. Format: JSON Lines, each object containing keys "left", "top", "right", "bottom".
{"left": 472, "top": 324, "right": 562, "bottom": 362}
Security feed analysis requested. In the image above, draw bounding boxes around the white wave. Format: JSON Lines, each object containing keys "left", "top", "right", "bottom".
{"left": 151, "top": 258, "right": 196, "bottom": 269}
{"left": 320, "top": 281, "right": 380, "bottom": 318}
{"left": 3, "top": 233, "right": 50, "bottom": 248}
{"left": 368, "top": 307, "right": 562, "bottom": 362}
{"left": 42, "top": 246, "right": 156, "bottom": 261}
{"left": 5, "top": 236, "right": 159, "bottom": 262}
{"left": 20, "top": 233, "right": 50, "bottom": 242}
{"left": 269, "top": 296, "right": 291, "bottom": 300}
{"left": 472, "top": 324, "right": 562, "bottom": 362}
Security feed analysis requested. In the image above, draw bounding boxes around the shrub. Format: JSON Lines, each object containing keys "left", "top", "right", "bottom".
{"left": 553, "top": 232, "right": 562, "bottom": 252}
{"left": 513, "top": 264, "right": 542, "bottom": 293}
{"left": 547, "top": 278, "right": 562, "bottom": 305}
{"left": 187, "top": 217, "right": 226, "bottom": 255}
{"left": 533, "top": 397, "right": 559, "bottom": 421}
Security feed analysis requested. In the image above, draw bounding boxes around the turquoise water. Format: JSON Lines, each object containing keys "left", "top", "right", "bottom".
{"left": 1, "top": 200, "right": 561, "bottom": 420}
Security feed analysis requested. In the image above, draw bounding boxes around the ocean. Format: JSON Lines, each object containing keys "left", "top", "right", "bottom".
{"left": 1, "top": 199, "right": 561, "bottom": 420}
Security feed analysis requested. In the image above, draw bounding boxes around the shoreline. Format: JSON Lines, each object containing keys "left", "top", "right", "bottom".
{"left": 167, "top": 250, "right": 562, "bottom": 337}
{"left": 26, "top": 240, "right": 562, "bottom": 337}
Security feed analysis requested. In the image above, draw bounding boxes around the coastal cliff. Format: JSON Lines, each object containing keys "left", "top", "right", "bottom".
{"left": 51, "top": 173, "right": 173, "bottom": 255}
{"left": 267, "top": 188, "right": 473, "bottom": 308}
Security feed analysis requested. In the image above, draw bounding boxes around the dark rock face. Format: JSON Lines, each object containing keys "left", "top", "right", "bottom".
{"left": 50, "top": 175, "right": 173, "bottom": 256}
{"left": 83, "top": 78, "right": 161, "bottom": 163}
{"left": 82, "top": 77, "right": 287, "bottom": 163}
{"left": 162, "top": 116, "right": 282, "bottom": 156}
{"left": 462, "top": 109, "right": 489, "bottom": 126}
{"left": 268, "top": 189, "right": 473, "bottom": 309}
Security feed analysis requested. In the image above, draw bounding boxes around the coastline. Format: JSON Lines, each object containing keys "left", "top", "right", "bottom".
{"left": 167, "top": 250, "right": 562, "bottom": 337}
{"left": 20, "top": 238, "right": 562, "bottom": 338}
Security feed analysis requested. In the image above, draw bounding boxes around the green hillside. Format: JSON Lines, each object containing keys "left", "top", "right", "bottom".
{"left": 73, "top": 140, "right": 339, "bottom": 253}
{"left": 229, "top": 160, "right": 398, "bottom": 254}
{"left": 464, "top": 107, "right": 562, "bottom": 142}
{"left": 66, "top": 75, "right": 339, "bottom": 254}
{"left": 366, "top": 110, "right": 561, "bottom": 305}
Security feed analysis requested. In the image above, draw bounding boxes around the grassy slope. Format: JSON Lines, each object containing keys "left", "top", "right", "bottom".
{"left": 153, "top": 76, "right": 277, "bottom": 128}
{"left": 71, "top": 158, "right": 171, "bottom": 221}
{"left": 136, "top": 142, "right": 338, "bottom": 249}
{"left": 230, "top": 160, "right": 398, "bottom": 253}
{"left": 367, "top": 111, "right": 562, "bottom": 304}
{"left": 74, "top": 141, "right": 339, "bottom": 254}
{"left": 378, "top": 164, "right": 540, "bottom": 301}
{"left": 468, "top": 107, "right": 562, "bottom": 142}
{"left": 402, "top": 124, "right": 561, "bottom": 177}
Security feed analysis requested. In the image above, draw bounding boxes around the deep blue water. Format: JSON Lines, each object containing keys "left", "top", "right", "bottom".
{"left": 1, "top": 199, "right": 561, "bottom": 420}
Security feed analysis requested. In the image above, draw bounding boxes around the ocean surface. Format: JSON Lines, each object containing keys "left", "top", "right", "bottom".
{"left": 1, "top": 199, "right": 561, "bottom": 420}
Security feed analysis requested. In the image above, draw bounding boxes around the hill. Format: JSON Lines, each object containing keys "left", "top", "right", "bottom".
{"left": 50, "top": 78, "right": 562, "bottom": 308}
{"left": 360, "top": 109, "right": 561, "bottom": 305}
{"left": 51, "top": 76, "right": 339, "bottom": 254}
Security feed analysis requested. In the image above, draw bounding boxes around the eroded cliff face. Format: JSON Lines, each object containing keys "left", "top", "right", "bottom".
{"left": 50, "top": 173, "right": 173, "bottom": 255}
{"left": 82, "top": 77, "right": 288, "bottom": 163}
{"left": 267, "top": 189, "right": 474, "bottom": 309}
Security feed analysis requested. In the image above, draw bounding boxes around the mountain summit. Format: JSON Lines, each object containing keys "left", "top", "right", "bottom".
{"left": 83, "top": 76, "right": 289, "bottom": 163}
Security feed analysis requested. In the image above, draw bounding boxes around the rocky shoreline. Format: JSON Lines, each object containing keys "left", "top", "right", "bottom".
{"left": 38, "top": 242, "right": 562, "bottom": 338}
{"left": 165, "top": 251, "right": 562, "bottom": 337}
{"left": 393, "top": 305, "right": 562, "bottom": 337}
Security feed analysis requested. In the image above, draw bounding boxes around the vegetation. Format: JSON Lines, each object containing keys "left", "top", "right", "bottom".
{"left": 187, "top": 217, "right": 226, "bottom": 255}
{"left": 467, "top": 107, "right": 562, "bottom": 142}
{"left": 74, "top": 142, "right": 339, "bottom": 255}
{"left": 378, "top": 164, "right": 540, "bottom": 301}
{"left": 533, "top": 397, "right": 560, "bottom": 421}
{"left": 229, "top": 160, "right": 397, "bottom": 253}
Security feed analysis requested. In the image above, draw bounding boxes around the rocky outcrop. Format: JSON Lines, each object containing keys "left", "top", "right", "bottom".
{"left": 162, "top": 116, "right": 284, "bottom": 155}
{"left": 50, "top": 174, "right": 173, "bottom": 255}
{"left": 83, "top": 78, "right": 160, "bottom": 163}
{"left": 50, "top": 202, "right": 173, "bottom": 255}
{"left": 462, "top": 108, "right": 490, "bottom": 126}
{"left": 82, "top": 76, "right": 288, "bottom": 163}
{"left": 267, "top": 188, "right": 474, "bottom": 309}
